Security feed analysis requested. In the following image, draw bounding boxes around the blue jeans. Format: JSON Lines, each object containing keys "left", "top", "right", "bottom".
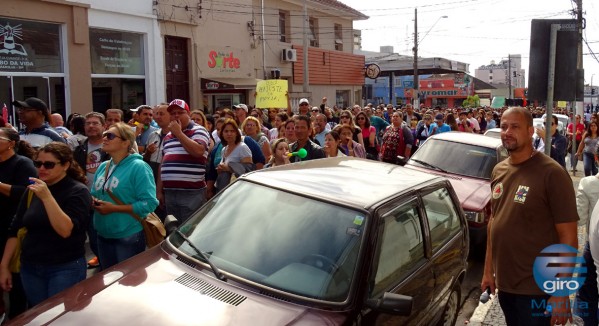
{"left": 497, "top": 291, "right": 551, "bottom": 326}
{"left": 583, "top": 152, "right": 598, "bottom": 177}
{"left": 574, "top": 242, "right": 598, "bottom": 325}
{"left": 164, "top": 188, "right": 206, "bottom": 224}
{"left": 20, "top": 257, "right": 86, "bottom": 306}
{"left": 97, "top": 231, "right": 145, "bottom": 270}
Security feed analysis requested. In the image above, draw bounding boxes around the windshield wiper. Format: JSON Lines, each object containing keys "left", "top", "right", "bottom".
{"left": 175, "top": 230, "right": 227, "bottom": 281}
{"left": 410, "top": 159, "right": 448, "bottom": 173}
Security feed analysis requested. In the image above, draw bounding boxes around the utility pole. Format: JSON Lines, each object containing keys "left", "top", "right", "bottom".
{"left": 507, "top": 54, "right": 512, "bottom": 100}
{"left": 302, "top": 0, "right": 309, "bottom": 93}
{"left": 413, "top": 8, "right": 419, "bottom": 108}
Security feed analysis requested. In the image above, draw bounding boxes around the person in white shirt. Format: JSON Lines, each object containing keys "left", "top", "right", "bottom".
{"left": 579, "top": 173, "right": 599, "bottom": 324}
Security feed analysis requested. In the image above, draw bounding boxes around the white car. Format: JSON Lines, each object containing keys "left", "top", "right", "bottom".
{"left": 483, "top": 128, "right": 501, "bottom": 139}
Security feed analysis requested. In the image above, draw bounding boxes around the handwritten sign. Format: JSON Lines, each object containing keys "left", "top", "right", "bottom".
{"left": 256, "top": 80, "right": 288, "bottom": 108}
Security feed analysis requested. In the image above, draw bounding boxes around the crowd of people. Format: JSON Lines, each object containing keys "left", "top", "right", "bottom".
{"left": 0, "top": 93, "right": 593, "bottom": 322}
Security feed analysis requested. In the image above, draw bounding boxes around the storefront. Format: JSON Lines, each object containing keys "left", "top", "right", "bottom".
{"left": 199, "top": 47, "right": 257, "bottom": 112}
{"left": 90, "top": 28, "right": 146, "bottom": 114}
{"left": 0, "top": 17, "right": 67, "bottom": 123}
{"left": 409, "top": 74, "right": 474, "bottom": 108}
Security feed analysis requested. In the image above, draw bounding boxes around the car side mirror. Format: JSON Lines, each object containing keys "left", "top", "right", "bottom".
{"left": 397, "top": 156, "right": 407, "bottom": 166}
{"left": 164, "top": 215, "right": 180, "bottom": 235}
{"left": 366, "top": 292, "right": 413, "bottom": 315}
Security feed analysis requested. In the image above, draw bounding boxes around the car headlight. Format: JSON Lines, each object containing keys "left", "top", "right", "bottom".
{"left": 464, "top": 211, "right": 485, "bottom": 224}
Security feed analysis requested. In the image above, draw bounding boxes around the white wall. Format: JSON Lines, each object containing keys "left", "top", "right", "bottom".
{"left": 71, "top": 0, "right": 165, "bottom": 105}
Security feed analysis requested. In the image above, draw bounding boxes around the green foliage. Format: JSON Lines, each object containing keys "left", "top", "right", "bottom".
{"left": 462, "top": 95, "right": 480, "bottom": 108}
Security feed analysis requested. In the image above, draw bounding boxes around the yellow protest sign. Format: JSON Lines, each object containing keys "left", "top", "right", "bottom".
{"left": 256, "top": 80, "right": 288, "bottom": 108}
{"left": 557, "top": 101, "right": 567, "bottom": 108}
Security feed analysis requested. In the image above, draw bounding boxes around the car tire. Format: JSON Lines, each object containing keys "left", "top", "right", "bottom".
{"left": 437, "top": 284, "right": 460, "bottom": 326}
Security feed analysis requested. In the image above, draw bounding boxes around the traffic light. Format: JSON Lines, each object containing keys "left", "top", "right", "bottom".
{"left": 513, "top": 71, "right": 517, "bottom": 77}
{"left": 593, "top": 88, "right": 596, "bottom": 95}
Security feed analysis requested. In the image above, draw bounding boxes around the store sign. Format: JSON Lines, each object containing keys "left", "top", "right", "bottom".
{"left": 201, "top": 47, "right": 251, "bottom": 77}
{"left": 0, "top": 18, "right": 62, "bottom": 73}
{"left": 207, "top": 50, "right": 241, "bottom": 72}
{"left": 90, "top": 29, "right": 144, "bottom": 75}
{"left": 201, "top": 78, "right": 235, "bottom": 90}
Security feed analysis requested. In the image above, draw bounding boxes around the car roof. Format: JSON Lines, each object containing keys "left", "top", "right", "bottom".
{"left": 241, "top": 157, "right": 445, "bottom": 209}
{"left": 427, "top": 131, "right": 503, "bottom": 148}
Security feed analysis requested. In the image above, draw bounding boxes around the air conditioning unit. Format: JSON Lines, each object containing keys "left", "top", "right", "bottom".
{"left": 281, "top": 48, "right": 297, "bottom": 62}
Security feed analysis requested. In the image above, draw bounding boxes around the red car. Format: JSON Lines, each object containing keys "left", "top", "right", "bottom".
{"left": 9, "top": 158, "right": 468, "bottom": 325}
{"left": 405, "top": 132, "right": 508, "bottom": 254}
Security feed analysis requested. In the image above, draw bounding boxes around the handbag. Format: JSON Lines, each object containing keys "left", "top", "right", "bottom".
{"left": 102, "top": 160, "right": 165, "bottom": 248}
{"left": 9, "top": 191, "right": 33, "bottom": 273}
{"left": 106, "top": 190, "right": 165, "bottom": 248}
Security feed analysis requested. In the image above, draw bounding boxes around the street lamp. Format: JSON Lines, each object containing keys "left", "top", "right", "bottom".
{"left": 413, "top": 11, "right": 447, "bottom": 108}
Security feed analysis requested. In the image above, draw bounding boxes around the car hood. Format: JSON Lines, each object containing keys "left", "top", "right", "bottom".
{"left": 405, "top": 164, "right": 490, "bottom": 211}
{"left": 10, "top": 245, "right": 346, "bottom": 326}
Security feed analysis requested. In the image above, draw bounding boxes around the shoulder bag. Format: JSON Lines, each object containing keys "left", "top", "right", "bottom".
{"left": 103, "top": 160, "right": 166, "bottom": 248}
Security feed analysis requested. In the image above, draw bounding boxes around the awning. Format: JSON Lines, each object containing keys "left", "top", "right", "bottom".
{"left": 201, "top": 78, "right": 261, "bottom": 91}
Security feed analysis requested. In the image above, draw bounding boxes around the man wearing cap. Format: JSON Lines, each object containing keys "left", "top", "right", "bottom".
{"left": 384, "top": 104, "right": 394, "bottom": 124}
{"left": 429, "top": 114, "right": 451, "bottom": 135}
{"left": 158, "top": 99, "right": 211, "bottom": 223}
{"left": 297, "top": 98, "right": 310, "bottom": 116}
{"left": 233, "top": 104, "right": 248, "bottom": 126}
{"left": 13, "top": 97, "right": 65, "bottom": 148}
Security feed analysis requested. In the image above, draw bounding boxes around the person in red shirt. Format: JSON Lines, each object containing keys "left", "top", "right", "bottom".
{"left": 567, "top": 114, "right": 585, "bottom": 174}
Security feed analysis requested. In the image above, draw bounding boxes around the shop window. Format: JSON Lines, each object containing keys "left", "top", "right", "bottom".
{"left": 279, "top": 11, "right": 290, "bottom": 43}
{"left": 334, "top": 24, "right": 343, "bottom": 51}
{"left": 336, "top": 90, "right": 350, "bottom": 109}
{"left": 309, "top": 17, "right": 319, "bottom": 47}
{"left": 90, "top": 28, "right": 146, "bottom": 114}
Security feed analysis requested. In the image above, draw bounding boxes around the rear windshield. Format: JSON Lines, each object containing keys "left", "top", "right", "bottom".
{"left": 411, "top": 138, "right": 499, "bottom": 179}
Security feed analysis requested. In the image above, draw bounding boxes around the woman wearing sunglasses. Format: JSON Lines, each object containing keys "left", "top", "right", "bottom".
{"left": 90, "top": 123, "right": 158, "bottom": 270}
{"left": 0, "top": 141, "right": 91, "bottom": 307}
{"left": 0, "top": 128, "right": 36, "bottom": 317}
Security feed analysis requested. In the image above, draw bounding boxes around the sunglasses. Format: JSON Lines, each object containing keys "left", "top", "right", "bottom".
{"left": 357, "top": 117, "right": 365, "bottom": 120}
{"left": 0, "top": 136, "right": 11, "bottom": 141}
{"left": 102, "top": 132, "right": 122, "bottom": 140}
{"left": 33, "top": 160, "right": 60, "bottom": 169}
{"left": 299, "top": 103, "right": 309, "bottom": 106}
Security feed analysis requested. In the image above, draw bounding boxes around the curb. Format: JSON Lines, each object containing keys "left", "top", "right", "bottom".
{"left": 468, "top": 295, "right": 496, "bottom": 325}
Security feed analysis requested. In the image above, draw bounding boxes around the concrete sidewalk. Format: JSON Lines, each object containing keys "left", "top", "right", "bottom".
{"left": 468, "top": 161, "right": 585, "bottom": 326}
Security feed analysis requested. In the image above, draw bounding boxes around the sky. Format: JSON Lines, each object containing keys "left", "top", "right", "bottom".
{"left": 339, "top": 0, "right": 599, "bottom": 87}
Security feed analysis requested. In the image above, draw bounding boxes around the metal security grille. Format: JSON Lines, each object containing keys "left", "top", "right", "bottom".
{"left": 174, "top": 274, "right": 246, "bottom": 306}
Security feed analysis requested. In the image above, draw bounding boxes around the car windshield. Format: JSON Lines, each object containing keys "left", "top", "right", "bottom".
{"left": 169, "top": 180, "right": 365, "bottom": 302}
{"left": 410, "top": 139, "right": 498, "bottom": 179}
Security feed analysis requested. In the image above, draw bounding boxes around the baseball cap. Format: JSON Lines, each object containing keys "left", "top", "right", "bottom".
{"left": 435, "top": 114, "right": 444, "bottom": 120}
{"left": 167, "top": 99, "right": 190, "bottom": 112}
{"left": 299, "top": 98, "right": 309, "bottom": 105}
{"left": 12, "top": 97, "right": 48, "bottom": 112}
{"left": 233, "top": 104, "right": 248, "bottom": 113}
{"left": 311, "top": 107, "right": 320, "bottom": 112}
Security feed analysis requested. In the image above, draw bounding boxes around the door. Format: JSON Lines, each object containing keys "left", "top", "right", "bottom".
{"left": 92, "top": 87, "right": 112, "bottom": 114}
{"left": 165, "top": 36, "right": 189, "bottom": 102}
{"left": 0, "top": 76, "right": 65, "bottom": 125}
{"left": 362, "top": 199, "right": 435, "bottom": 325}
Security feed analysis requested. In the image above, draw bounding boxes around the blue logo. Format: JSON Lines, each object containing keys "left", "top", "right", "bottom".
{"left": 533, "top": 244, "right": 586, "bottom": 296}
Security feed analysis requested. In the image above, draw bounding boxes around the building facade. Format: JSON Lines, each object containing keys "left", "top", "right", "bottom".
{"left": 474, "top": 54, "right": 525, "bottom": 97}
{"left": 1, "top": 0, "right": 366, "bottom": 123}
{"left": 156, "top": 0, "right": 367, "bottom": 113}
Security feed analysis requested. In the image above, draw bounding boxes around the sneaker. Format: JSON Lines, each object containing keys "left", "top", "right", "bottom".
{"left": 87, "top": 256, "right": 99, "bottom": 269}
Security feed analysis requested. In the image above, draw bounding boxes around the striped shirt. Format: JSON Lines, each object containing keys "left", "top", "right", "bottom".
{"left": 161, "top": 122, "right": 210, "bottom": 189}
{"left": 19, "top": 124, "right": 66, "bottom": 148}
